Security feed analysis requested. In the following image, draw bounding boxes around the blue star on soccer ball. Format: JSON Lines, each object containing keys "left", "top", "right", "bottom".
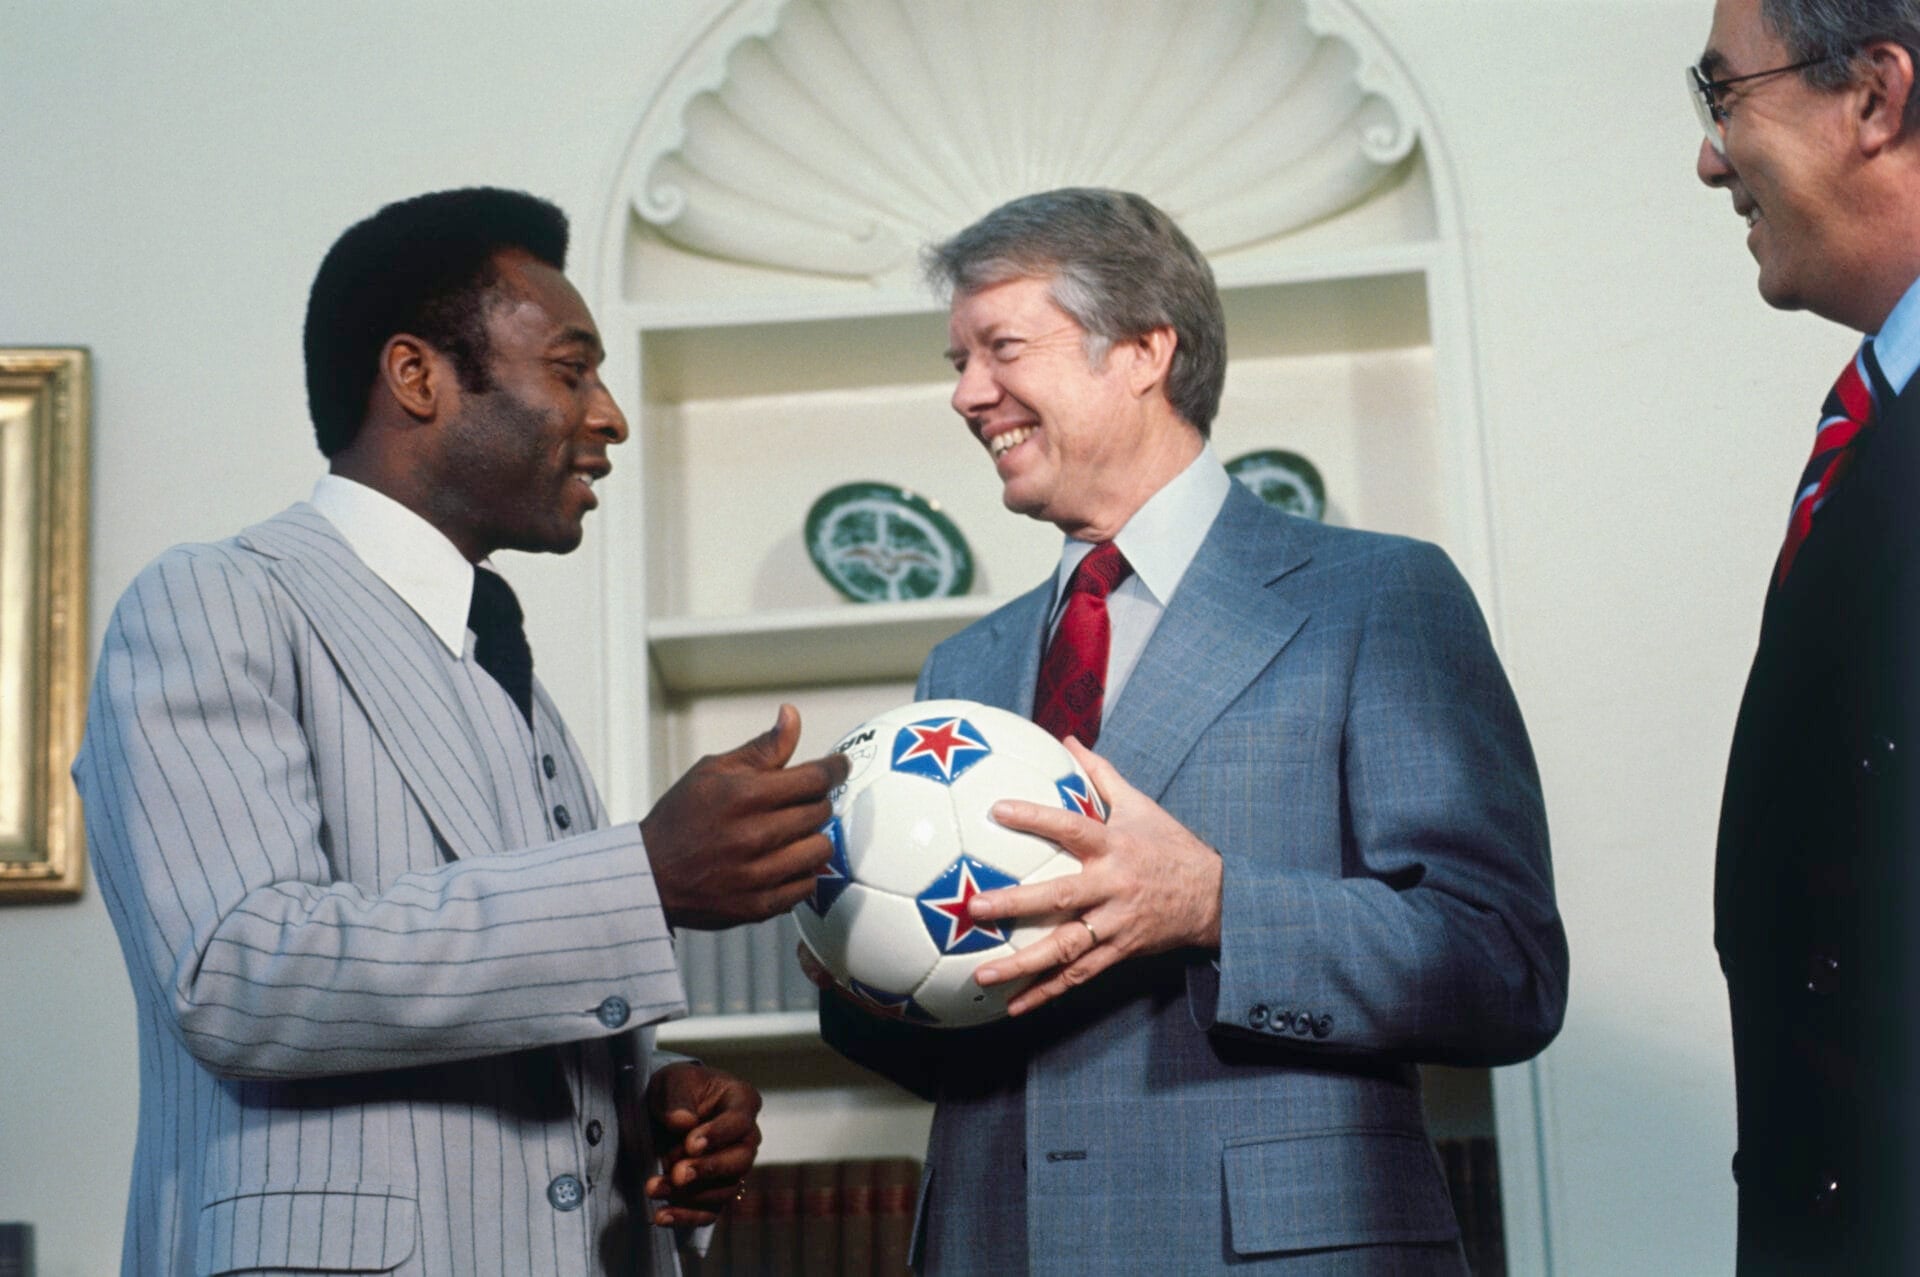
{"left": 807, "top": 816, "right": 852, "bottom": 916}
{"left": 848, "top": 978, "right": 936, "bottom": 1023}
{"left": 916, "top": 856, "right": 1019, "bottom": 955}
{"left": 1056, "top": 773, "right": 1106, "bottom": 821}
{"left": 890, "top": 716, "right": 992, "bottom": 784}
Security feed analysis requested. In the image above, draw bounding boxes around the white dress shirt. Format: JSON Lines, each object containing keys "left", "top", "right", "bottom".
{"left": 1046, "top": 444, "right": 1233, "bottom": 709}
{"left": 310, "top": 473, "right": 477, "bottom": 656}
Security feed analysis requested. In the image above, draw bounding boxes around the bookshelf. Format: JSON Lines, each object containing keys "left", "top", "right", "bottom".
{"left": 591, "top": 1, "right": 1541, "bottom": 1268}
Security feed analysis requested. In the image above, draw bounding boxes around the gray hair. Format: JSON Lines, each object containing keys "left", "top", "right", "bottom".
{"left": 924, "top": 188, "right": 1227, "bottom": 437}
{"left": 1764, "top": 0, "right": 1920, "bottom": 130}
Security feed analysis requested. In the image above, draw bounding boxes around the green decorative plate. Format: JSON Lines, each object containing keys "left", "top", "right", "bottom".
{"left": 1225, "top": 449, "right": 1327, "bottom": 521}
{"left": 805, "top": 482, "right": 975, "bottom": 603}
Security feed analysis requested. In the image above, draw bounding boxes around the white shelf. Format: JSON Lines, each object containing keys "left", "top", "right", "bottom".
{"left": 658, "top": 1010, "right": 820, "bottom": 1052}
{"left": 634, "top": 267, "right": 1433, "bottom": 405}
{"left": 754, "top": 1086, "right": 932, "bottom": 1164}
{"left": 656, "top": 1013, "right": 934, "bottom": 1163}
{"left": 648, "top": 596, "right": 1006, "bottom": 694}
{"left": 619, "top": 240, "right": 1443, "bottom": 336}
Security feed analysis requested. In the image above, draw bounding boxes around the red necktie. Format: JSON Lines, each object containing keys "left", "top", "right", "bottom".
{"left": 1776, "top": 342, "right": 1880, "bottom": 587}
{"left": 1032, "top": 542, "right": 1132, "bottom": 747}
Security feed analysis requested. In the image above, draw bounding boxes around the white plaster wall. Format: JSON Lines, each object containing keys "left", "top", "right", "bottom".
{"left": 0, "top": 2, "right": 1858, "bottom": 1273}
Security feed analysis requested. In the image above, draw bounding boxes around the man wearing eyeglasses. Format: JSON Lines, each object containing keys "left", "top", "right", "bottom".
{"left": 1689, "top": 1, "right": 1920, "bottom": 1271}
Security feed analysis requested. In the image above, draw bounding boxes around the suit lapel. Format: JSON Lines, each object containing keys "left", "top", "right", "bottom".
{"left": 965, "top": 583, "right": 1052, "bottom": 716}
{"left": 1098, "top": 484, "right": 1312, "bottom": 801}
{"left": 239, "top": 504, "right": 499, "bottom": 862}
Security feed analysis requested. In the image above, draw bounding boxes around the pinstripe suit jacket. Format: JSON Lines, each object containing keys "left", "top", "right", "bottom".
{"left": 74, "top": 504, "right": 687, "bottom": 1276}
{"left": 824, "top": 483, "right": 1568, "bottom": 1274}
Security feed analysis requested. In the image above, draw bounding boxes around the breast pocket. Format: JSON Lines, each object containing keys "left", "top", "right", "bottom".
{"left": 1164, "top": 680, "right": 1345, "bottom": 876}
{"left": 196, "top": 1184, "right": 418, "bottom": 1274}
{"left": 1222, "top": 1127, "right": 1460, "bottom": 1257}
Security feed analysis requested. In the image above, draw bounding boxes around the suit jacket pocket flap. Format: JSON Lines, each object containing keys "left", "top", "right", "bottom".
{"left": 1223, "top": 1128, "right": 1460, "bottom": 1256}
{"left": 197, "top": 1184, "right": 418, "bottom": 1274}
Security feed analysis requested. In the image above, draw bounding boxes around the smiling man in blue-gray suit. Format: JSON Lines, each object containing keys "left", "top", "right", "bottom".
{"left": 73, "top": 188, "right": 847, "bottom": 1276}
{"left": 818, "top": 188, "right": 1569, "bottom": 1274}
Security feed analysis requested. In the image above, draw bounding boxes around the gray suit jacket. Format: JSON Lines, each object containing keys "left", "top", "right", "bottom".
{"left": 823, "top": 484, "right": 1567, "bottom": 1274}
{"left": 74, "top": 504, "right": 687, "bottom": 1276}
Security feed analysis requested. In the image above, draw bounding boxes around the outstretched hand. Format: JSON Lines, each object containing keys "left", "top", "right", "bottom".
{"left": 642, "top": 704, "right": 849, "bottom": 930}
{"left": 644, "top": 1062, "right": 763, "bottom": 1229}
{"left": 968, "top": 737, "right": 1222, "bottom": 1016}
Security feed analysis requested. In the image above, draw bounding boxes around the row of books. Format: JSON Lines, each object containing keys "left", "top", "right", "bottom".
{"left": 675, "top": 914, "right": 818, "bottom": 1017}
{"left": 684, "top": 1157, "right": 919, "bottom": 1276}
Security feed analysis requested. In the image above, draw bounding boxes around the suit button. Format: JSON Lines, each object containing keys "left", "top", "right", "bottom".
{"left": 554, "top": 804, "right": 572, "bottom": 830}
{"left": 1269, "top": 1009, "right": 1294, "bottom": 1034}
{"left": 1806, "top": 953, "right": 1840, "bottom": 996}
{"left": 543, "top": 753, "right": 558, "bottom": 779}
{"left": 1730, "top": 1151, "right": 1743, "bottom": 1184}
{"left": 1311, "top": 1014, "right": 1333, "bottom": 1039}
{"left": 1247, "top": 1004, "right": 1270, "bottom": 1029}
{"left": 1811, "top": 1175, "right": 1840, "bottom": 1216}
{"left": 548, "top": 1173, "right": 584, "bottom": 1212}
{"left": 596, "top": 996, "right": 630, "bottom": 1029}
{"left": 1291, "top": 1013, "right": 1312, "bottom": 1037}
{"left": 1861, "top": 735, "right": 1896, "bottom": 777}
{"left": 586, "top": 1120, "right": 604, "bottom": 1147}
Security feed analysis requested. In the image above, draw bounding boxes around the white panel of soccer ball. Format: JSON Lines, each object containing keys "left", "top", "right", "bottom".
{"left": 794, "top": 700, "right": 1102, "bottom": 1027}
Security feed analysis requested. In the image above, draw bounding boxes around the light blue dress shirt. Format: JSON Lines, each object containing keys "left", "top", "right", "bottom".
{"left": 1872, "top": 270, "right": 1920, "bottom": 398}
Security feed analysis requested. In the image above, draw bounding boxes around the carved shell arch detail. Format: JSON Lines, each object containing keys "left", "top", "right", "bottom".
{"left": 623, "top": 0, "right": 1426, "bottom": 280}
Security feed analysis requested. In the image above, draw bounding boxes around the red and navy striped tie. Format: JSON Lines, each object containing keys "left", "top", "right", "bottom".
{"left": 1033, "top": 541, "right": 1132, "bottom": 747}
{"left": 1776, "top": 341, "right": 1881, "bottom": 586}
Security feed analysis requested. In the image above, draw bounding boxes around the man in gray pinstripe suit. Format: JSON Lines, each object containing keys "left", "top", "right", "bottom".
{"left": 74, "top": 188, "right": 846, "bottom": 1275}
{"left": 819, "top": 189, "right": 1567, "bottom": 1273}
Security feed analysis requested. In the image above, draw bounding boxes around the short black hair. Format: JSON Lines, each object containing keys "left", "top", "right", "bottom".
{"left": 303, "top": 187, "right": 570, "bottom": 456}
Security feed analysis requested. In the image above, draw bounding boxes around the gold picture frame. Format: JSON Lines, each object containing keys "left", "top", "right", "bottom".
{"left": 1, "top": 349, "right": 90, "bottom": 902}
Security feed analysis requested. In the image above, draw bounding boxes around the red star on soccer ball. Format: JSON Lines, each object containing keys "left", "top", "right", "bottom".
{"left": 925, "top": 860, "right": 1004, "bottom": 950}
{"left": 896, "top": 718, "right": 986, "bottom": 779}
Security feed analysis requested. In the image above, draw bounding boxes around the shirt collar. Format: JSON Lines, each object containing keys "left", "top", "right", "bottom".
{"left": 1871, "top": 271, "right": 1920, "bottom": 398}
{"left": 309, "top": 474, "right": 476, "bottom": 656}
{"left": 1052, "top": 443, "right": 1231, "bottom": 609}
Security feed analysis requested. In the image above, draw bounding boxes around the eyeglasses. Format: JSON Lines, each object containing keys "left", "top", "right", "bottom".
{"left": 1687, "top": 56, "right": 1832, "bottom": 155}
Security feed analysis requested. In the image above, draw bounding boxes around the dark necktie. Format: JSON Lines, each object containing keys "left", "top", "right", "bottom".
{"left": 468, "top": 566, "right": 533, "bottom": 725}
{"left": 1776, "top": 341, "right": 1881, "bottom": 587}
{"left": 1032, "top": 542, "right": 1132, "bottom": 747}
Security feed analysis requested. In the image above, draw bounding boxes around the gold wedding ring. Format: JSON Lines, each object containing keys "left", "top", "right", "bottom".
{"left": 1079, "top": 918, "right": 1100, "bottom": 947}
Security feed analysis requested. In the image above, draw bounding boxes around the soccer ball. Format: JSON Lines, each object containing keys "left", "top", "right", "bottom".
{"left": 795, "top": 699, "right": 1102, "bottom": 1028}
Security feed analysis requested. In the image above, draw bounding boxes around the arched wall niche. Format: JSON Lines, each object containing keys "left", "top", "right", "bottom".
{"left": 604, "top": 0, "right": 1439, "bottom": 301}
{"left": 589, "top": 6, "right": 1549, "bottom": 1268}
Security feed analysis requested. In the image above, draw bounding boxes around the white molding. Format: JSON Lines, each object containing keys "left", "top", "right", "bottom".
{"left": 617, "top": 0, "right": 1426, "bottom": 279}
{"left": 593, "top": 3, "right": 1555, "bottom": 1267}
{"left": 1359, "top": 4, "right": 1559, "bottom": 1261}
{"left": 657, "top": 1009, "right": 819, "bottom": 1050}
